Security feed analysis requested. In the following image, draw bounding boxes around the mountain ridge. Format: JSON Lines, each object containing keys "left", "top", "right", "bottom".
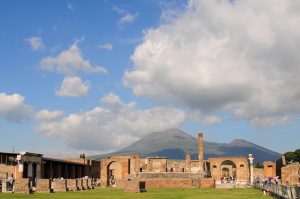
{"left": 91, "top": 128, "right": 280, "bottom": 163}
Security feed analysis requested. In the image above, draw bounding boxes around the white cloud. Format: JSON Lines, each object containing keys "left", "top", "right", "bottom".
{"left": 56, "top": 76, "right": 90, "bottom": 97}
{"left": 39, "top": 41, "right": 107, "bottom": 75}
{"left": 35, "top": 109, "right": 64, "bottom": 121}
{"left": 0, "top": 93, "right": 32, "bottom": 122}
{"left": 98, "top": 43, "right": 113, "bottom": 50}
{"left": 203, "top": 115, "right": 221, "bottom": 125}
{"left": 124, "top": 0, "right": 300, "bottom": 127}
{"left": 67, "top": 2, "right": 74, "bottom": 12}
{"left": 113, "top": 6, "right": 138, "bottom": 26}
{"left": 25, "top": 36, "right": 44, "bottom": 51}
{"left": 34, "top": 93, "right": 185, "bottom": 151}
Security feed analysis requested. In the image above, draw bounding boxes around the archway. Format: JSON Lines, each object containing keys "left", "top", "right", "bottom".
{"left": 107, "top": 161, "right": 122, "bottom": 187}
{"left": 221, "top": 160, "right": 236, "bottom": 183}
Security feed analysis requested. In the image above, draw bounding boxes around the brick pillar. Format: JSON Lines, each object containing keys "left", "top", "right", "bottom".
{"left": 17, "top": 162, "right": 24, "bottom": 179}
{"left": 185, "top": 152, "right": 191, "bottom": 172}
{"left": 135, "top": 154, "right": 140, "bottom": 173}
{"left": 198, "top": 133, "right": 204, "bottom": 175}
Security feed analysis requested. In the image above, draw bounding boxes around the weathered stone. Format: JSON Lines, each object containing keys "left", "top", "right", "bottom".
{"left": 52, "top": 179, "right": 67, "bottom": 192}
{"left": 36, "top": 179, "right": 51, "bottom": 192}
{"left": 14, "top": 178, "right": 31, "bottom": 194}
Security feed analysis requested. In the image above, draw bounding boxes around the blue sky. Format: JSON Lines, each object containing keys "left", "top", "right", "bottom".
{"left": 0, "top": 0, "right": 299, "bottom": 157}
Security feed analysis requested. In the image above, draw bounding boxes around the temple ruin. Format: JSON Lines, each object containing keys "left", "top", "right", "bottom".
{"left": 0, "top": 132, "right": 299, "bottom": 194}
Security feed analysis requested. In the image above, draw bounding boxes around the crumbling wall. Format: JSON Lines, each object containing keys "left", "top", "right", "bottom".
{"left": 52, "top": 179, "right": 67, "bottom": 192}
{"left": 36, "top": 179, "right": 51, "bottom": 192}
{"left": 0, "top": 164, "right": 15, "bottom": 179}
{"left": 14, "top": 178, "right": 30, "bottom": 194}
{"left": 281, "top": 162, "right": 300, "bottom": 185}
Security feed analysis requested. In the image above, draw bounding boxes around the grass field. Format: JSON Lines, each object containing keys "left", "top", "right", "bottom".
{"left": 0, "top": 188, "right": 269, "bottom": 199}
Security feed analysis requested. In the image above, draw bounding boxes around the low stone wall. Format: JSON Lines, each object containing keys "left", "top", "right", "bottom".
{"left": 133, "top": 172, "right": 201, "bottom": 180}
{"left": 281, "top": 162, "right": 300, "bottom": 185}
{"left": 67, "top": 179, "right": 77, "bottom": 191}
{"left": 14, "top": 178, "right": 30, "bottom": 194}
{"left": 144, "top": 179, "right": 192, "bottom": 188}
{"left": 52, "top": 179, "right": 67, "bottom": 192}
{"left": 200, "top": 178, "right": 215, "bottom": 188}
{"left": 124, "top": 180, "right": 145, "bottom": 192}
{"left": 36, "top": 179, "right": 51, "bottom": 192}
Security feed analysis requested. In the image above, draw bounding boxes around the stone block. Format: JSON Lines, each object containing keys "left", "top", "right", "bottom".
{"left": 14, "top": 178, "right": 31, "bottom": 194}
{"left": 36, "top": 179, "right": 51, "bottom": 192}
{"left": 200, "top": 178, "right": 215, "bottom": 188}
{"left": 124, "top": 180, "right": 145, "bottom": 192}
{"left": 67, "top": 179, "right": 77, "bottom": 191}
{"left": 52, "top": 179, "right": 67, "bottom": 192}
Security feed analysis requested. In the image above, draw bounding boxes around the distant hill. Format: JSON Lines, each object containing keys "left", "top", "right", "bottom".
{"left": 91, "top": 128, "right": 280, "bottom": 163}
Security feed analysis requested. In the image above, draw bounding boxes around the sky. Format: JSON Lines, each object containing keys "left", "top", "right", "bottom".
{"left": 0, "top": 0, "right": 299, "bottom": 158}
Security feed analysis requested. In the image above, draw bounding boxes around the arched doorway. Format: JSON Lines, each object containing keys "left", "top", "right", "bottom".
{"left": 221, "top": 160, "right": 236, "bottom": 183}
{"left": 107, "top": 161, "right": 122, "bottom": 187}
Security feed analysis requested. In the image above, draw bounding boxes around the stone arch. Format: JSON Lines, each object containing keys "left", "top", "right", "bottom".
{"left": 208, "top": 157, "right": 250, "bottom": 184}
{"left": 107, "top": 161, "right": 122, "bottom": 187}
{"left": 220, "top": 160, "right": 236, "bottom": 179}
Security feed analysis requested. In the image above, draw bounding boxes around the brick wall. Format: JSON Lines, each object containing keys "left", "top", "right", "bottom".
{"left": 253, "top": 168, "right": 264, "bottom": 180}
{"left": 36, "top": 179, "right": 51, "bottom": 192}
{"left": 52, "top": 179, "right": 67, "bottom": 192}
{"left": 0, "top": 164, "right": 15, "bottom": 178}
{"left": 124, "top": 180, "right": 141, "bottom": 192}
{"left": 144, "top": 179, "right": 192, "bottom": 188}
{"left": 200, "top": 178, "right": 215, "bottom": 188}
{"left": 281, "top": 162, "right": 300, "bottom": 185}
{"left": 14, "top": 178, "right": 30, "bottom": 194}
{"left": 133, "top": 172, "right": 201, "bottom": 180}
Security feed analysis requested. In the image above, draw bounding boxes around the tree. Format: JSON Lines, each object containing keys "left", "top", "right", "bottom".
{"left": 283, "top": 151, "right": 298, "bottom": 163}
{"left": 254, "top": 162, "right": 263, "bottom": 168}
{"left": 294, "top": 149, "right": 300, "bottom": 162}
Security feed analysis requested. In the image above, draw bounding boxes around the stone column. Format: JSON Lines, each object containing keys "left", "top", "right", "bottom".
{"left": 185, "top": 152, "right": 191, "bottom": 172}
{"left": 28, "top": 162, "right": 33, "bottom": 178}
{"left": 198, "top": 133, "right": 204, "bottom": 175}
{"left": 248, "top": 154, "right": 254, "bottom": 185}
{"left": 36, "top": 163, "right": 41, "bottom": 179}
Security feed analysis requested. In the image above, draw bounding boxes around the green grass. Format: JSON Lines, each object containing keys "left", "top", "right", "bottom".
{"left": 0, "top": 188, "right": 270, "bottom": 199}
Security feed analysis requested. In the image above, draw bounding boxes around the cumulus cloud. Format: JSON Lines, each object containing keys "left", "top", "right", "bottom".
{"left": 0, "top": 93, "right": 32, "bottom": 122}
{"left": 35, "top": 109, "right": 64, "bottom": 121}
{"left": 25, "top": 36, "right": 44, "bottom": 51}
{"left": 98, "top": 43, "right": 113, "bottom": 50}
{"left": 39, "top": 41, "right": 107, "bottom": 75}
{"left": 34, "top": 93, "right": 185, "bottom": 151}
{"left": 56, "top": 76, "right": 90, "bottom": 97}
{"left": 124, "top": 0, "right": 300, "bottom": 127}
{"left": 113, "top": 6, "right": 139, "bottom": 26}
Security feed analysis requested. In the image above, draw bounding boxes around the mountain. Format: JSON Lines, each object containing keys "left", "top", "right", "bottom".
{"left": 91, "top": 128, "right": 280, "bottom": 163}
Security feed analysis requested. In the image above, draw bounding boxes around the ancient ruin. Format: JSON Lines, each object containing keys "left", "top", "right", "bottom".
{"left": 0, "top": 132, "right": 299, "bottom": 194}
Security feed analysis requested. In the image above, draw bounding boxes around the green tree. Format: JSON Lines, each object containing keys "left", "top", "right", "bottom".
{"left": 284, "top": 151, "right": 298, "bottom": 162}
{"left": 294, "top": 149, "right": 300, "bottom": 162}
{"left": 254, "top": 162, "right": 263, "bottom": 168}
